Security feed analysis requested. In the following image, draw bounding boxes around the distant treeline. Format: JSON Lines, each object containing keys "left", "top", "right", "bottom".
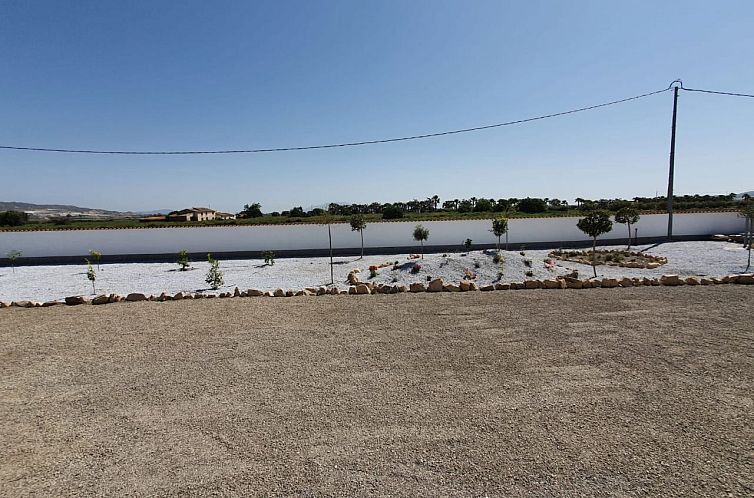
{"left": 239, "top": 193, "right": 748, "bottom": 220}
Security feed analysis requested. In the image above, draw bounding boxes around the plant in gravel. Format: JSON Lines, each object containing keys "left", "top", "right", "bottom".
{"left": 497, "top": 270, "right": 504, "bottom": 281}
{"left": 391, "top": 275, "right": 398, "bottom": 283}
{"left": 614, "top": 207, "right": 641, "bottom": 249}
{"left": 205, "top": 253, "right": 224, "bottom": 290}
{"left": 464, "top": 238, "right": 473, "bottom": 250}
{"left": 493, "top": 253, "right": 504, "bottom": 264}
{"left": 525, "top": 270, "right": 534, "bottom": 278}
{"left": 177, "top": 250, "right": 191, "bottom": 271}
{"left": 463, "top": 268, "right": 477, "bottom": 280}
{"left": 369, "top": 265, "right": 378, "bottom": 279}
{"left": 426, "top": 275, "right": 432, "bottom": 282}
{"left": 350, "top": 214, "right": 367, "bottom": 259}
{"left": 262, "top": 250, "right": 275, "bottom": 265}
{"left": 577, "top": 210, "right": 613, "bottom": 277}
{"left": 410, "top": 263, "right": 421, "bottom": 274}
{"left": 88, "top": 250, "right": 102, "bottom": 270}
{"left": 86, "top": 260, "right": 96, "bottom": 294}
{"left": 491, "top": 216, "right": 509, "bottom": 251}
{"left": 6, "top": 249, "right": 22, "bottom": 273}
{"left": 473, "top": 261, "right": 481, "bottom": 269}
{"left": 523, "top": 258, "right": 532, "bottom": 268}
{"left": 741, "top": 203, "right": 754, "bottom": 271}
{"left": 413, "top": 224, "right": 430, "bottom": 259}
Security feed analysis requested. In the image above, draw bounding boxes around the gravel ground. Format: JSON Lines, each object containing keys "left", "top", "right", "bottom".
{"left": 1, "top": 286, "right": 752, "bottom": 496}
{"left": 0, "top": 241, "right": 751, "bottom": 302}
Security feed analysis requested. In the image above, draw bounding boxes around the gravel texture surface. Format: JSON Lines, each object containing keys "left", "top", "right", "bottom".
{"left": 0, "top": 241, "right": 751, "bottom": 302}
{"left": 1, "top": 286, "right": 752, "bottom": 496}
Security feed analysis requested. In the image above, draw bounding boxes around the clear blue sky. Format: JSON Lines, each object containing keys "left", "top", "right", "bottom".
{"left": 1, "top": 0, "right": 753, "bottom": 212}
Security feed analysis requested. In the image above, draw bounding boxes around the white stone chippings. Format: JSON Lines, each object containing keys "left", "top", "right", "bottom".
{"left": 0, "top": 241, "right": 750, "bottom": 302}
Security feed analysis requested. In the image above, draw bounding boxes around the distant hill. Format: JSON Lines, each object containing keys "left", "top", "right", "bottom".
{"left": 0, "top": 201, "right": 138, "bottom": 219}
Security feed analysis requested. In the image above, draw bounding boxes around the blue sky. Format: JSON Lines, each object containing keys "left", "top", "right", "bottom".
{"left": 1, "top": 0, "right": 753, "bottom": 212}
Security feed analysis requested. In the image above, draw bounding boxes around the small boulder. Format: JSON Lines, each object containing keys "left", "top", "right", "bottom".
{"left": 736, "top": 274, "right": 754, "bottom": 285}
{"left": 409, "top": 282, "right": 426, "bottom": 293}
{"left": 12, "top": 300, "right": 34, "bottom": 308}
{"left": 355, "top": 283, "right": 371, "bottom": 295}
{"left": 395, "top": 284, "right": 407, "bottom": 293}
{"left": 285, "top": 290, "right": 295, "bottom": 297}
{"left": 660, "top": 274, "right": 683, "bottom": 286}
{"left": 247, "top": 289, "right": 264, "bottom": 297}
{"left": 233, "top": 287, "right": 241, "bottom": 297}
{"left": 65, "top": 295, "right": 90, "bottom": 305}
{"left": 273, "top": 289, "right": 285, "bottom": 297}
{"left": 42, "top": 300, "right": 63, "bottom": 307}
{"left": 0, "top": 301, "right": 11, "bottom": 308}
{"left": 565, "top": 279, "right": 583, "bottom": 289}
{"left": 542, "top": 279, "right": 564, "bottom": 289}
{"left": 510, "top": 282, "right": 524, "bottom": 290}
{"left": 601, "top": 278, "right": 619, "bottom": 288}
{"left": 91, "top": 294, "right": 110, "bottom": 305}
{"left": 619, "top": 278, "right": 634, "bottom": 288}
{"left": 495, "top": 283, "right": 510, "bottom": 290}
{"left": 524, "top": 280, "right": 542, "bottom": 289}
{"left": 348, "top": 286, "right": 357, "bottom": 295}
{"left": 480, "top": 284, "right": 495, "bottom": 291}
{"left": 125, "top": 293, "right": 147, "bottom": 302}
{"left": 684, "top": 276, "right": 700, "bottom": 285}
{"left": 329, "top": 287, "right": 340, "bottom": 295}
{"left": 173, "top": 292, "right": 185, "bottom": 300}
{"left": 443, "top": 283, "right": 461, "bottom": 292}
{"left": 699, "top": 278, "right": 713, "bottom": 286}
{"left": 427, "top": 278, "right": 444, "bottom": 292}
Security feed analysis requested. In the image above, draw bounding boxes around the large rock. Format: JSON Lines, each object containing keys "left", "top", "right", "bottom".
{"left": 565, "top": 279, "right": 583, "bottom": 289}
{"left": 601, "top": 278, "right": 619, "bottom": 288}
{"left": 247, "top": 289, "right": 264, "bottom": 297}
{"left": 42, "top": 300, "right": 63, "bottom": 307}
{"left": 684, "top": 276, "right": 700, "bottom": 286}
{"left": 524, "top": 280, "right": 542, "bottom": 289}
{"left": 125, "top": 293, "right": 148, "bottom": 302}
{"left": 409, "top": 282, "right": 426, "bottom": 293}
{"left": 510, "top": 282, "right": 524, "bottom": 290}
{"left": 173, "top": 292, "right": 185, "bottom": 300}
{"left": 91, "top": 294, "right": 110, "bottom": 305}
{"left": 495, "top": 283, "right": 510, "bottom": 290}
{"left": 443, "top": 283, "right": 461, "bottom": 292}
{"left": 736, "top": 274, "right": 754, "bottom": 285}
{"left": 660, "top": 274, "right": 683, "bottom": 286}
{"left": 699, "top": 278, "right": 713, "bottom": 286}
{"left": 273, "top": 289, "right": 285, "bottom": 297}
{"left": 427, "top": 278, "right": 444, "bottom": 292}
{"left": 65, "top": 295, "right": 90, "bottom": 305}
{"left": 542, "top": 279, "right": 564, "bottom": 289}
{"left": 12, "top": 300, "right": 34, "bottom": 308}
{"left": 355, "top": 284, "right": 371, "bottom": 295}
{"left": 233, "top": 287, "right": 241, "bottom": 297}
{"left": 480, "top": 284, "right": 495, "bottom": 291}
{"left": 0, "top": 301, "right": 11, "bottom": 308}
{"left": 619, "top": 277, "right": 634, "bottom": 288}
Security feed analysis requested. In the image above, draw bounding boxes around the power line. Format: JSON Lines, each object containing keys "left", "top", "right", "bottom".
{"left": 0, "top": 85, "right": 673, "bottom": 155}
{"left": 680, "top": 86, "right": 754, "bottom": 98}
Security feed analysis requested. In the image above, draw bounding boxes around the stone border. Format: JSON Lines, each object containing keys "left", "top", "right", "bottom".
{"left": 1, "top": 274, "right": 752, "bottom": 309}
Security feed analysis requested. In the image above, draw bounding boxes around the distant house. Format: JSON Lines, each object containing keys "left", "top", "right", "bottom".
{"left": 167, "top": 207, "right": 218, "bottom": 222}
{"left": 215, "top": 212, "right": 237, "bottom": 220}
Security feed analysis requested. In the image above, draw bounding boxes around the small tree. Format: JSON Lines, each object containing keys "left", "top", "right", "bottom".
{"left": 413, "top": 224, "right": 430, "bottom": 259}
{"left": 463, "top": 238, "right": 473, "bottom": 251}
{"left": 177, "top": 250, "right": 191, "bottom": 271}
{"left": 86, "top": 260, "right": 96, "bottom": 294}
{"left": 322, "top": 214, "right": 335, "bottom": 285}
{"left": 614, "top": 207, "right": 640, "bottom": 250}
{"left": 491, "top": 217, "right": 509, "bottom": 251}
{"left": 89, "top": 250, "right": 102, "bottom": 271}
{"left": 350, "top": 214, "right": 367, "bottom": 259}
{"left": 205, "top": 253, "right": 224, "bottom": 290}
{"left": 6, "top": 250, "right": 22, "bottom": 273}
{"left": 741, "top": 203, "right": 754, "bottom": 272}
{"left": 577, "top": 210, "right": 613, "bottom": 277}
{"left": 262, "top": 250, "right": 275, "bottom": 265}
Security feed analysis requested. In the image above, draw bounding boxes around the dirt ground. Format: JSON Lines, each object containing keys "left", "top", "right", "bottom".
{"left": 1, "top": 287, "right": 752, "bottom": 496}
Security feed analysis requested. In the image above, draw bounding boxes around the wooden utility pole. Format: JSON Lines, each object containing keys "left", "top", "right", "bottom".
{"left": 666, "top": 85, "right": 679, "bottom": 240}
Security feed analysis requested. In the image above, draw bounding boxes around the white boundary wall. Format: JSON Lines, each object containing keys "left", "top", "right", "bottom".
{"left": 0, "top": 212, "right": 745, "bottom": 258}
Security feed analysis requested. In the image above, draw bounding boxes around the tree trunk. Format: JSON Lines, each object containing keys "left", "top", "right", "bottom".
{"left": 747, "top": 219, "right": 752, "bottom": 272}
{"left": 360, "top": 230, "right": 364, "bottom": 260}
{"left": 627, "top": 223, "right": 632, "bottom": 250}
{"left": 421, "top": 240, "right": 424, "bottom": 259}
{"left": 592, "top": 237, "right": 597, "bottom": 278}
{"left": 328, "top": 224, "right": 334, "bottom": 285}
{"left": 497, "top": 235, "right": 500, "bottom": 253}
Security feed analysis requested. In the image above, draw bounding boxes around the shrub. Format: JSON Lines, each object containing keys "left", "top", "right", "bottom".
{"left": 517, "top": 197, "right": 547, "bottom": 214}
{"left": 491, "top": 217, "right": 509, "bottom": 251}
{"left": 464, "top": 238, "right": 473, "bottom": 250}
{"left": 615, "top": 206, "right": 641, "bottom": 249}
{"left": 6, "top": 249, "right": 22, "bottom": 273}
{"left": 577, "top": 210, "right": 614, "bottom": 277}
{"left": 473, "top": 199, "right": 494, "bottom": 212}
{"left": 410, "top": 263, "right": 421, "bottom": 274}
{"left": 413, "top": 224, "right": 430, "bottom": 259}
{"left": 382, "top": 204, "right": 404, "bottom": 219}
{"left": 525, "top": 270, "right": 534, "bottom": 277}
{"left": 86, "top": 260, "right": 96, "bottom": 294}
{"left": 262, "top": 250, "right": 275, "bottom": 265}
{"left": 369, "top": 265, "right": 378, "bottom": 279}
{"left": 88, "top": 250, "right": 102, "bottom": 270}
{"left": 523, "top": 258, "right": 532, "bottom": 268}
{"left": 0, "top": 210, "right": 29, "bottom": 227}
{"left": 493, "top": 253, "right": 503, "bottom": 264}
{"left": 350, "top": 214, "right": 367, "bottom": 259}
{"left": 177, "top": 250, "right": 191, "bottom": 271}
{"left": 205, "top": 253, "right": 224, "bottom": 290}
{"left": 473, "top": 261, "right": 481, "bottom": 269}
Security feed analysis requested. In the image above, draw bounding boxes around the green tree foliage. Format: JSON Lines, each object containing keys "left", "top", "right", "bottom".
{"left": 88, "top": 249, "right": 102, "bottom": 270}
{"left": 86, "top": 260, "right": 96, "bottom": 294}
{"left": 491, "top": 216, "right": 509, "bottom": 251}
{"left": 614, "top": 207, "right": 641, "bottom": 249}
{"left": 289, "top": 206, "right": 306, "bottom": 217}
{"left": 205, "top": 253, "right": 224, "bottom": 290}
{"left": 262, "top": 250, "right": 275, "bottom": 265}
{"left": 463, "top": 238, "right": 473, "bottom": 250}
{"left": 6, "top": 249, "right": 22, "bottom": 273}
{"left": 382, "top": 204, "right": 404, "bottom": 219}
{"left": 517, "top": 198, "right": 548, "bottom": 214}
{"left": 349, "top": 214, "right": 367, "bottom": 259}
{"left": 413, "top": 224, "right": 430, "bottom": 259}
{"left": 577, "top": 210, "right": 613, "bottom": 277}
{"left": 473, "top": 199, "right": 494, "bottom": 212}
{"left": 0, "top": 210, "right": 29, "bottom": 226}
{"left": 177, "top": 250, "right": 191, "bottom": 271}
{"left": 240, "top": 203, "right": 263, "bottom": 218}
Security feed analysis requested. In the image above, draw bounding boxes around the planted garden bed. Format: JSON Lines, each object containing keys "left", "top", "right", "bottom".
{"left": 549, "top": 249, "right": 667, "bottom": 269}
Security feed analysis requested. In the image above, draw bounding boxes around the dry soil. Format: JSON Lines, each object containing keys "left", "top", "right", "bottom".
{"left": 1, "top": 286, "right": 753, "bottom": 496}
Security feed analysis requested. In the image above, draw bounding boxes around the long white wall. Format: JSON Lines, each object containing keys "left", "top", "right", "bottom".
{"left": 0, "top": 212, "right": 745, "bottom": 258}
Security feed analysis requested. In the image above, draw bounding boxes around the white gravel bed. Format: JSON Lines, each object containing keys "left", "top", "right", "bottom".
{"left": 0, "top": 241, "right": 750, "bottom": 302}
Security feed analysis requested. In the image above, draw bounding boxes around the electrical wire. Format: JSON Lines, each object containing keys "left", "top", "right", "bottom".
{"left": 0, "top": 86, "right": 673, "bottom": 155}
{"left": 680, "top": 86, "right": 754, "bottom": 98}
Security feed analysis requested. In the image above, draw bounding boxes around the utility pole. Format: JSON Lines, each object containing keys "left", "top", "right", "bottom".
{"left": 666, "top": 84, "right": 680, "bottom": 240}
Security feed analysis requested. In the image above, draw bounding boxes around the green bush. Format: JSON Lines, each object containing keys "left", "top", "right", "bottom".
{"left": 382, "top": 204, "right": 404, "bottom": 219}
